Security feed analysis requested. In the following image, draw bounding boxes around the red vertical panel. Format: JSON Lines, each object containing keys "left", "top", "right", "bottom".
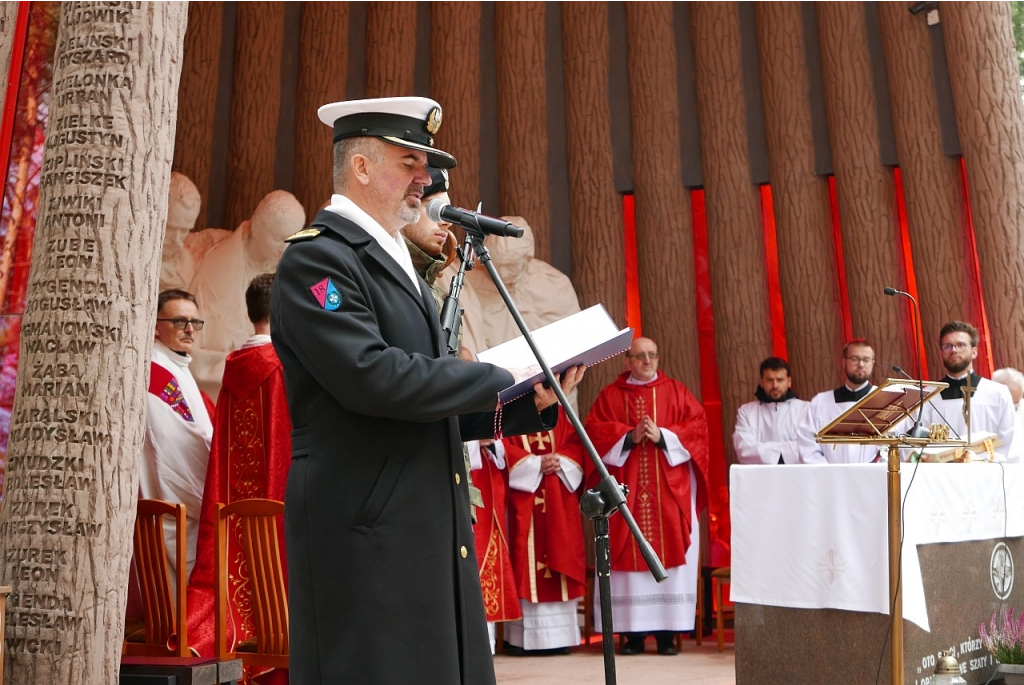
{"left": 958, "top": 157, "right": 993, "bottom": 376}
{"left": 893, "top": 167, "right": 929, "bottom": 379}
{"left": 759, "top": 185, "right": 787, "bottom": 360}
{"left": 828, "top": 176, "right": 854, "bottom": 343}
{"left": 691, "top": 189, "right": 729, "bottom": 544}
{"left": 622, "top": 194, "right": 642, "bottom": 336}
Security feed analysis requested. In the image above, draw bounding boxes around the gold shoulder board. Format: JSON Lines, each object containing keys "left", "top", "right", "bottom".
{"left": 285, "top": 228, "right": 321, "bottom": 243}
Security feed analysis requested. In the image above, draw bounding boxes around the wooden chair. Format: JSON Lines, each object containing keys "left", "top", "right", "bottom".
{"left": 215, "top": 498, "right": 289, "bottom": 670}
{"left": 711, "top": 566, "right": 733, "bottom": 652}
{"left": 125, "top": 499, "right": 188, "bottom": 657}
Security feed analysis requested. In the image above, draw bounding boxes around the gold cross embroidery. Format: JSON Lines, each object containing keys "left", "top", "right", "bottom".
{"left": 534, "top": 493, "right": 546, "bottom": 513}
{"left": 527, "top": 432, "right": 552, "bottom": 452}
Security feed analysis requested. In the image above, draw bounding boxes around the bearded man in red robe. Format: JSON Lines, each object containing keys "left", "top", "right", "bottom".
{"left": 186, "top": 274, "right": 292, "bottom": 683}
{"left": 584, "top": 337, "right": 709, "bottom": 656}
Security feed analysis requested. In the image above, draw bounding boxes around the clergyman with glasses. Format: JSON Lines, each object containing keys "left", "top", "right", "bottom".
{"left": 797, "top": 338, "right": 884, "bottom": 464}
{"left": 138, "top": 288, "right": 215, "bottom": 596}
{"left": 913, "top": 321, "right": 1015, "bottom": 461}
{"left": 584, "top": 336, "right": 710, "bottom": 656}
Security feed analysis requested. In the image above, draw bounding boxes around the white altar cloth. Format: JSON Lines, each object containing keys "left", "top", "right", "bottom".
{"left": 730, "top": 463, "right": 1024, "bottom": 631}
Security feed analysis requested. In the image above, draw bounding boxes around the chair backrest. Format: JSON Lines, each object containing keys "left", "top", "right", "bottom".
{"left": 215, "top": 498, "right": 288, "bottom": 669}
{"left": 127, "top": 499, "right": 188, "bottom": 657}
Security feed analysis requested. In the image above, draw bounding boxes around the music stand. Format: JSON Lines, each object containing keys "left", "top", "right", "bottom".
{"left": 816, "top": 379, "right": 960, "bottom": 685}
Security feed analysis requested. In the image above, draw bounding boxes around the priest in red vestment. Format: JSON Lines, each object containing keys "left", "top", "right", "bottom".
{"left": 502, "top": 406, "right": 586, "bottom": 655}
{"left": 186, "top": 274, "right": 292, "bottom": 684}
{"left": 468, "top": 439, "right": 522, "bottom": 653}
{"left": 584, "top": 337, "right": 709, "bottom": 656}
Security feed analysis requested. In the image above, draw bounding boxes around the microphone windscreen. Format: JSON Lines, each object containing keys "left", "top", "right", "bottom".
{"left": 426, "top": 198, "right": 447, "bottom": 223}
{"left": 883, "top": 287, "right": 898, "bottom": 296}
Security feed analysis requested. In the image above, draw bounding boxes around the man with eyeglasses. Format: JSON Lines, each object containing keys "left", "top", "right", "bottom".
{"left": 585, "top": 336, "right": 709, "bottom": 655}
{"left": 138, "top": 288, "right": 215, "bottom": 597}
{"left": 733, "top": 357, "right": 811, "bottom": 465}
{"left": 798, "top": 339, "right": 884, "bottom": 464}
{"left": 914, "top": 321, "right": 1015, "bottom": 461}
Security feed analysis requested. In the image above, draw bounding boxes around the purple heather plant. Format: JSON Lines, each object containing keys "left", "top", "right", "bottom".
{"left": 980, "top": 607, "right": 1024, "bottom": 665}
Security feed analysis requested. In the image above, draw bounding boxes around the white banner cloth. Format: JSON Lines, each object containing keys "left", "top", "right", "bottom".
{"left": 730, "top": 463, "right": 1024, "bottom": 631}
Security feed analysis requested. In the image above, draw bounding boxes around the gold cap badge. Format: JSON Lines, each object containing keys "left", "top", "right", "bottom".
{"left": 426, "top": 106, "right": 443, "bottom": 135}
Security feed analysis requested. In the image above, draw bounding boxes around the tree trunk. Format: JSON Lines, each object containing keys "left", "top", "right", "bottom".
{"left": 0, "top": 3, "right": 20, "bottom": 95}
{"left": 0, "top": 3, "right": 187, "bottom": 682}
{"left": 364, "top": 1, "right": 417, "bottom": 97}
{"left": 818, "top": 2, "right": 911, "bottom": 374}
{"left": 172, "top": 2, "right": 222, "bottom": 233}
{"left": 562, "top": 1, "right": 626, "bottom": 417}
{"left": 430, "top": 2, "right": 482, "bottom": 212}
{"left": 942, "top": 2, "right": 1024, "bottom": 371}
{"left": 224, "top": 2, "right": 285, "bottom": 232}
{"left": 691, "top": 2, "right": 773, "bottom": 465}
{"left": 878, "top": 4, "right": 976, "bottom": 380}
{"left": 495, "top": 2, "right": 552, "bottom": 262}
{"left": 755, "top": 2, "right": 845, "bottom": 397}
{"left": 293, "top": 2, "right": 349, "bottom": 223}
{"left": 624, "top": 2, "right": 700, "bottom": 395}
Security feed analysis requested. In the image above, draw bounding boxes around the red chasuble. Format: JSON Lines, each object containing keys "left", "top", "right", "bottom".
{"left": 502, "top": 407, "right": 586, "bottom": 603}
{"left": 186, "top": 343, "right": 292, "bottom": 672}
{"left": 584, "top": 371, "right": 709, "bottom": 572}
{"left": 471, "top": 443, "right": 522, "bottom": 622}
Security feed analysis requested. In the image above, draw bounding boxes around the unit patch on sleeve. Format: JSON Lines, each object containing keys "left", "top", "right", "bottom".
{"left": 310, "top": 277, "right": 342, "bottom": 311}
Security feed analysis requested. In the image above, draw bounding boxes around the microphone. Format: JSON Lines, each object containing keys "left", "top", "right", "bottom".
{"left": 426, "top": 199, "right": 524, "bottom": 238}
{"left": 884, "top": 286, "right": 928, "bottom": 438}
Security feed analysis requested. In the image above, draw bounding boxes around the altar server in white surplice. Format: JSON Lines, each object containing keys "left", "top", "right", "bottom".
{"left": 733, "top": 357, "right": 811, "bottom": 465}
{"left": 798, "top": 339, "right": 882, "bottom": 464}
{"left": 916, "top": 321, "right": 1015, "bottom": 462}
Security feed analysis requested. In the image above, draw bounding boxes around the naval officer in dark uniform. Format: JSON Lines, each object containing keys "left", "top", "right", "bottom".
{"left": 270, "top": 96, "right": 583, "bottom": 685}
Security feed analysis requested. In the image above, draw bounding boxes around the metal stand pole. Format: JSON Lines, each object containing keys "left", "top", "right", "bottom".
{"left": 887, "top": 444, "right": 904, "bottom": 685}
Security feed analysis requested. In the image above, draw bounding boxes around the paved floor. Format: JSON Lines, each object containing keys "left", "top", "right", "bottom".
{"left": 493, "top": 637, "right": 736, "bottom": 685}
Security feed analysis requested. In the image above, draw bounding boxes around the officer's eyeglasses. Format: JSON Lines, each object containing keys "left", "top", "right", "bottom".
{"left": 845, "top": 356, "right": 874, "bottom": 365}
{"left": 627, "top": 352, "right": 659, "bottom": 360}
{"left": 940, "top": 342, "right": 971, "bottom": 353}
{"left": 157, "top": 318, "right": 205, "bottom": 331}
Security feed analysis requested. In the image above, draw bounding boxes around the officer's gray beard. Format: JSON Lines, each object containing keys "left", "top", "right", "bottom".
{"left": 398, "top": 202, "right": 421, "bottom": 226}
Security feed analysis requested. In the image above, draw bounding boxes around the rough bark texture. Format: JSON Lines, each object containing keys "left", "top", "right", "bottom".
{"left": 942, "top": 2, "right": 1024, "bottom": 371}
{"left": 0, "top": 2, "right": 19, "bottom": 97}
{"left": 624, "top": 2, "right": 701, "bottom": 395}
{"left": 172, "top": 1, "right": 221, "bottom": 232}
{"left": 364, "top": 1, "right": 417, "bottom": 97}
{"left": 691, "top": 2, "right": 772, "bottom": 465}
{"left": 818, "top": 2, "right": 911, "bottom": 377}
{"left": 562, "top": 2, "right": 626, "bottom": 417}
{"left": 292, "top": 2, "right": 349, "bottom": 223}
{"left": 430, "top": 2, "right": 482, "bottom": 212}
{"left": 495, "top": 2, "right": 552, "bottom": 263}
{"left": 224, "top": 2, "right": 284, "bottom": 232}
{"left": 878, "top": 4, "right": 977, "bottom": 379}
{"left": 0, "top": 3, "right": 186, "bottom": 682}
{"left": 755, "top": 3, "right": 844, "bottom": 398}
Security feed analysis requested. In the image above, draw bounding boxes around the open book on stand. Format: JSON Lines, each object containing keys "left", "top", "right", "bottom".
{"left": 476, "top": 304, "right": 633, "bottom": 404}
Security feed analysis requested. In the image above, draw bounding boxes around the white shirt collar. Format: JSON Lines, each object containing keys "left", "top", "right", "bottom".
{"left": 326, "top": 194, "right": 420, "bottom": 290}
{"left": 627, "top": 372, "right": 658, "bottom": 386}
{"left": 153, "top": 339, "right": 191, "bottom": 368}
{"left": 242, "top": 334, "right": 272, "bottom": 349}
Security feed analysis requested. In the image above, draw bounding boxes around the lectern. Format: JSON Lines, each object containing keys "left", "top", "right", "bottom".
{"left": 816, "top": 379, "right": 958, "bottom": 685}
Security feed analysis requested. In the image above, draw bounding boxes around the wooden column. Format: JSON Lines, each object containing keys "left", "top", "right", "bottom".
{"left": 430, "top": 2, "right": 482, "bottom": 210}
{"left": 292, "top": 2, "right": 349, "bottom": 221}
{"left": 364, "top": 1, "right": 417, "bottom": 97}
{"left": 942, "top": 2, "right": 1024, "bottom": 370}
{"left": 755, "top": 3, "right": 844, "bottom": 397}
{"left": 818, "top": 3, "right": 911, "bottom": 374}
{"left": 562, "top": 1, "right": 626, "bottom": 415}
{"left": 691, "top": 2, "right": 772, "bottom": 463}
{"left": 495, "top": 2, "right": 552, "bottom": 262}
{"left": 224, "top": 2, "right": 285, "bottom": 231}
{"left": 173, "top": 2, "right": 223, "bottom": 231}
{"left": 878, "top": 4, "right": 976, "bottom": 379}
{"left": 624, "top": 2, "right": 700, "bottom": 394}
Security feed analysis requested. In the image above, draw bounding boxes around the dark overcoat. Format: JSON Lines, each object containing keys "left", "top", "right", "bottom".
{"left": 270, "top": 209, "right": 552, "bottom": 685}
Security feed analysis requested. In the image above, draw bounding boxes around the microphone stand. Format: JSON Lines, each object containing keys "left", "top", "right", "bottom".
{"left": 884, "top": 288, "right": 929, "bottom": 439}
{"left": 468, "top": 230, "right": 666, "bottom": 685}
{"left": 440, "top": 233, "right": 474, "bottom": 357}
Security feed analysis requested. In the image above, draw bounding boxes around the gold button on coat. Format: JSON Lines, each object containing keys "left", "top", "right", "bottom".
{"left": 455, "top": 473, "right": 461, "bottom": 484}
{"left": 460, "top": 546, "right": 468, "bottom": 558}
